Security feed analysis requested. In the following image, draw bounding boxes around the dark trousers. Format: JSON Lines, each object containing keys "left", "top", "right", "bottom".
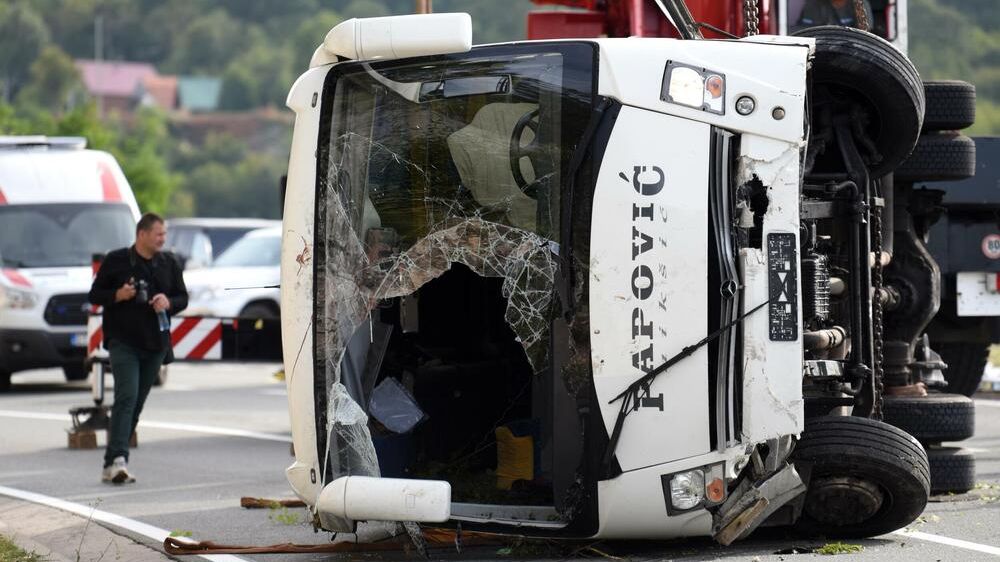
{"left": 104, "top": 340, "right": 166, "bottom": 466}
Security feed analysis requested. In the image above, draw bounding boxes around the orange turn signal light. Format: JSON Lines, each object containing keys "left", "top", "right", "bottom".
{"left": 706, "top": 477, "right": 726, "bottom": 504}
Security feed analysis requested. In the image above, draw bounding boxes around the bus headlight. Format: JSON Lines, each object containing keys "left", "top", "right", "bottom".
{"left": 669, "top": 470, "right": 705, "bottom": 511}
{"left": 661, "top": 62, "right": 727, "bottom": 115}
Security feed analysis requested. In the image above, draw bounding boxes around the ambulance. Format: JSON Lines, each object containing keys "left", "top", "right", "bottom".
{"left": 0, "top": 136, "right": 140, "bottom": 391}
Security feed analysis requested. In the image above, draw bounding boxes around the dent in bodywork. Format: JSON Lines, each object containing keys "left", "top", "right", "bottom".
{"left": 734, "top": 134, "right": 806, "bottom": 444}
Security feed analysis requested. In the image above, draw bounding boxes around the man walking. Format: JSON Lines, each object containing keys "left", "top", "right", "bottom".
{"left": 89, "top": 213, "right": 187, "bottom": 484}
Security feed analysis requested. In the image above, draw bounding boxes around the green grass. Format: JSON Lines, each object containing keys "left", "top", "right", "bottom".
{"left": 0, "top": 535, "right": 45, "bottom": 562}
{"left": 816, "top": 542, "right": 864, "bottom": 555}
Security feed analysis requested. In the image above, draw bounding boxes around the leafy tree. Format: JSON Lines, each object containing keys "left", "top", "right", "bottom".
{"left": 291, "top": 10, "right": 343, "bottom": 70}
{"left": 165, "top": 9, "right": 255, "bottom": 75}
{"left": 219, "top": 43, "right": 293, "bottom": 110}
{"left": 15, "top": 46, "right": 85, "bottom": 112}
{"left": 185, "top": 155, "right": 284, "bottom": 218}
{"left": 0, "top": 4, "right": 51, "bottom": 102}
{"left": 114, "top": 107, "right": 178, "bottom": 213}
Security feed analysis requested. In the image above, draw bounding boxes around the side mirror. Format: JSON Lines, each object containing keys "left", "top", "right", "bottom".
{"left": 314, "top": 13, "right": 471, "bottom": 65}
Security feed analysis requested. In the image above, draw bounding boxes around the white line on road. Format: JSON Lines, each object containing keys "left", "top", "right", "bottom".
{"left": 893, "top": 529, "right": 1000, "bottom": 557}
{"left": 0, "top": 410, "right": 292, "bottom": 443}
{"left": 0, "top": 485, "right": 250, "bottom": 562}
{"left": 975, "top": 399, "right": 1000, "bottom": 408}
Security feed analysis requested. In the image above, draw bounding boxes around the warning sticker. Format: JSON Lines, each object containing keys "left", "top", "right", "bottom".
{"left": 982, "top": 234, "right": 1000, "bottom": 260}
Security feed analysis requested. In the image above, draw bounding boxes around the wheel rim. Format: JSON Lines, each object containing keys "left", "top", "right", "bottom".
{"left": 805, "top": 476, "right": 885, "bottom": 525}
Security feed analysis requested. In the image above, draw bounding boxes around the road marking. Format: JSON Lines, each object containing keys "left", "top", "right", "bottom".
{"left": 63, "top": 480, "right": 254, "bottom": 502}
{"left": 0, "top": 410, "right": 292, "bottom": 443}
{"left": 0, "top": 485, "right": 249, "bottom": 562}
{"left": 975, "top": 399, "right": 1000, "bottom": 408}
{"left": 893, "top": 529, "right": 1000, "bottom": 557}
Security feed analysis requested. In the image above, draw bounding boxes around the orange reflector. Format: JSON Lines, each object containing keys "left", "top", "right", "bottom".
{"left": 705, "top": 75, "right": 724, "bottom": 99}
{"left": 706, "top": 477, "right": 725, "bottom": 503}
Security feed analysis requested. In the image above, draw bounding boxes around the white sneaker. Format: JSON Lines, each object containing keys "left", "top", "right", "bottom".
{"left": 101, "top": 456, "right": 135, "bottom": 484}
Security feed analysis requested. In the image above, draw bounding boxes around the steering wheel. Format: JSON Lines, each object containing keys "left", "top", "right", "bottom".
{"left": 508, "top": 108, "right": 542, "bottom": 197}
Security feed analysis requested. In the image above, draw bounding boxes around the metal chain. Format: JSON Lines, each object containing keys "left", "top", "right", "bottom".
{"left": 852, "top": 0, "right": 871, "bottom": 32}
{"left": 744, "top": 0, "right": 760, "bottom": 36}
{"left": 871, "top": 194, "right": 885, "bottom": 421}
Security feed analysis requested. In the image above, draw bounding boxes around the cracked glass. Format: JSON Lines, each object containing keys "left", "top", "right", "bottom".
{"left": 313, "top": 44, "right": 596, "bottom": 492}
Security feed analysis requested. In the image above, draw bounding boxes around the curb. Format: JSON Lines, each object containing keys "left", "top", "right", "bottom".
{"left": 0, "top": 495, "right": 175, "bottom": 562}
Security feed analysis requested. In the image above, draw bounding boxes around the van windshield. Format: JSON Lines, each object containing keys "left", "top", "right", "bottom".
{"left": 0, "top": 203, "right": 135, "bottom": 268}
{"left": 213, "top": 234, "right": 281, "bottom": 267}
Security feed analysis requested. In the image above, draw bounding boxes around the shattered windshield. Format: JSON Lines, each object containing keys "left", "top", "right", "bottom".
{"left": 325, "top": 45, "right": 594, "bottom": 244}
{"left": 313, "top": 43, "right": 596, "bottom": 484}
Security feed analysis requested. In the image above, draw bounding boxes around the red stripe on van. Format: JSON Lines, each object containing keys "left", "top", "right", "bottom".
{"left": 0, "top": 188, "right": 6, "bottom": 204}
{"left": 1, "top": 269, "right": 32, "bottom": 288}
{"left": 98, "top": 161, "right": 122, "bottom": 202}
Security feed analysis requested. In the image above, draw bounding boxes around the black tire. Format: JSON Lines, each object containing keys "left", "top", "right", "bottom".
{"left": 882, "top": 393, "right": 975, "bottom": 443}
{"left": 937, "top": 342, "right": 988, "bottom": 397}
{"left": 922, "top": 80, "right": 976, "bottom": 132}
{"left": 239, "top": 302, "right": 279, "bottom": 320}
{"left": 894, "top": 132, "right": 976, "bottom": 183}
{"left": 63, "top": 364, "right": 89, "bottom": 381}
{"left": 792, "top": 416, "right": 929, "bottom": 538}
{"left": 0, "top": 371, "right": 10, "bottom": 392}
{"left": 794, "top": 26, "right": 924, "bottom": 177}
{"left": 927, "top": 446, "right": 976, "bottom": 494}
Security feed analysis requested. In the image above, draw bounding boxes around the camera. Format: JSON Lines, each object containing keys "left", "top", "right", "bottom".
{"left": 136, "top": 279, "right": 150, "bottom": 303}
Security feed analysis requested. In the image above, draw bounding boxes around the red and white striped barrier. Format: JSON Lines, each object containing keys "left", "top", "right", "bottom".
{"left": 169, "top": 317, "right": 223, "bottom": 360}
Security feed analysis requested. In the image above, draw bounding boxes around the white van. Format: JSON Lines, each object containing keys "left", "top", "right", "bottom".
{"left": 0, "top": 136, "right": 140, "bottom": 390}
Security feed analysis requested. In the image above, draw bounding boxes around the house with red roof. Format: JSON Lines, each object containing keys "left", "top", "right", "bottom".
{"left": 75, "top": 59, "right": 160, "bottom": 115}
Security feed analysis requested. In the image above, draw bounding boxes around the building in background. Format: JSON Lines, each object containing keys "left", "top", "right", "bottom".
{"left": 177, "top": 76, "right": 222, "bottom": 113}
{"left": 75, "top": 59, "right": 157, "bottom": 116}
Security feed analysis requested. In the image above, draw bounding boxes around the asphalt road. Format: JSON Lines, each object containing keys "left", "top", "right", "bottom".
{"left": 0, "top": 363, "right": 997, "bottom": 561}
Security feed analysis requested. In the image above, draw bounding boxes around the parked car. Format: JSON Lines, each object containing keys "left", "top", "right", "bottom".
{"left": 0, "top": 136, "right": 141, "bottom": 391}
{"left": 181, "top": 226, "right": 281, "bottom": 319}
{"left": 166, "top": 217, "right": 279, "bottom": 269}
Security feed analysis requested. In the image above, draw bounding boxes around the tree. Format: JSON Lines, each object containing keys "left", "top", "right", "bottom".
{"left": 0, "top": 4, "right": 51, "bottom": 102}
{"left": 15, "top": 45, "right": 86, "bottom": 112}
{"left": 219, "top": 43, "right": 293, "bottom": 110}
{"left": 165, "top": 9, "right": 253, "bottom": 75}
{"left": 114, "top": 107, "right": 178, "bottom": 213}
{"left": 291, "top": 10, "right": 343, "bottom": 70}
{"left": 341, "top": 0, "right": 391, "bottom": 19}
{"left": 185, "top": 154, "right": 285, "bottom": 219}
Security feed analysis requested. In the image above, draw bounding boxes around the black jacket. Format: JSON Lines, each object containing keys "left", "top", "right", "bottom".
{"left": 88, "top": 246, "right": 188, "bottom": 351}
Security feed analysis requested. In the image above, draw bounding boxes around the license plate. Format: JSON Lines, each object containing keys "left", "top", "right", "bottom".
{"left": 70, "top": 333, "right": 88, "bottom": 348}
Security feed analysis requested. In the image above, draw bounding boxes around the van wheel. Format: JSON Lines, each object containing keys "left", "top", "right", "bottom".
{"left": 882, "top": 393, "right": 975, "bottom": 443}
{"left": 792, "top": 416, "right": 929, "bottom": 538}
{"left": 63, "top": 364, "right": 89, "bottom": 381}
{"left": 240, "top": 302, "right": 279, "bottom": 320}
{"left": 937, "top": 342, "right": 987, "bottom": 397}
{"left": 927, "top": 446, "right": 976, "bottom": 494}
{"left": 793, "top": 26, "right": 924, "bottom": 177}
{"left": 0, "top": 371, "right": 10, "bottom": 392}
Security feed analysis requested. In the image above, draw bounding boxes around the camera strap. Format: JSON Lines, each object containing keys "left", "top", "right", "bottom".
{"left": 128, "top": 245, "right": 162, "bottom": 292}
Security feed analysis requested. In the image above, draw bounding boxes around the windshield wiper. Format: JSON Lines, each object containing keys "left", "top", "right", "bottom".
{"left": 601, "top": 299, "right": 770, "bottom": 477}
